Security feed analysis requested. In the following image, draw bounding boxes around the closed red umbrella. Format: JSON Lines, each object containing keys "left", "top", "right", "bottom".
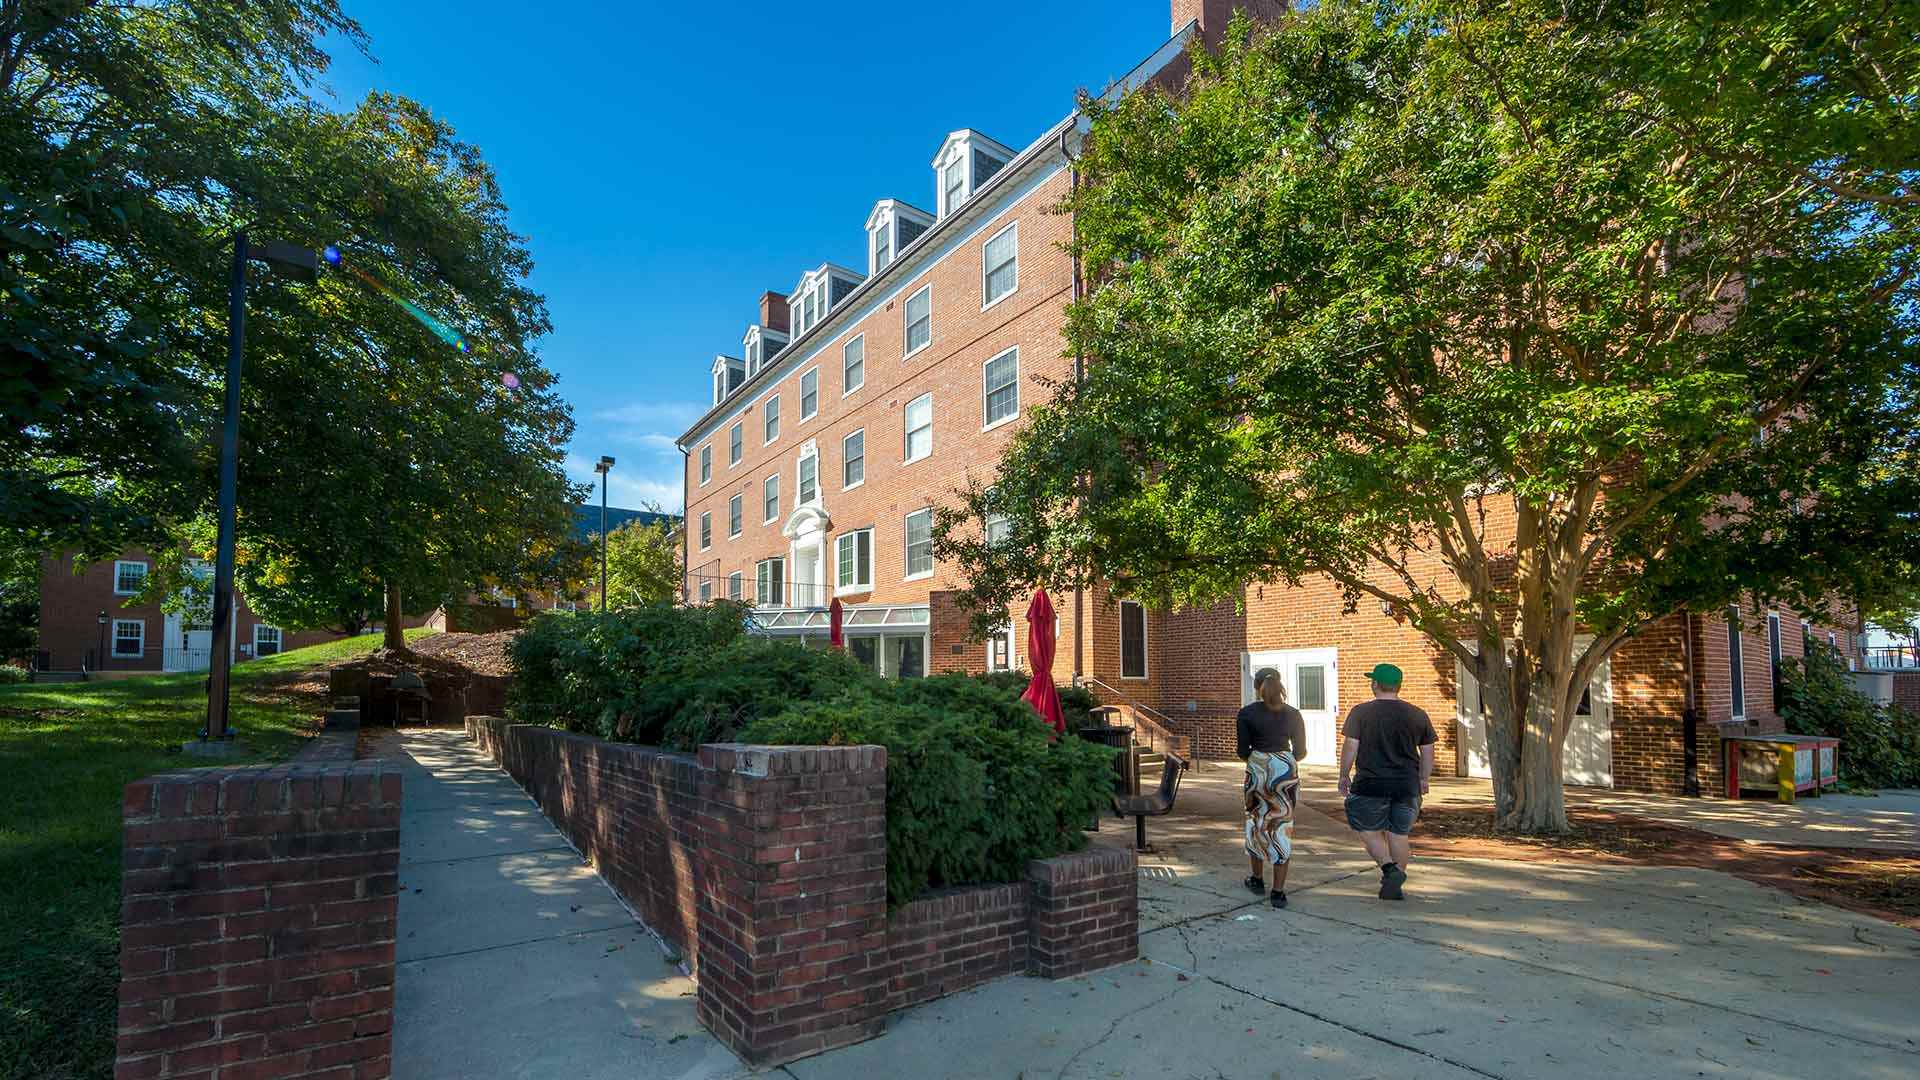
{"left": 829, "top": 597, "right": 845, "bottom": 649}
{"left": 1021, "top": 589, "right": 1064, "bottom": 735}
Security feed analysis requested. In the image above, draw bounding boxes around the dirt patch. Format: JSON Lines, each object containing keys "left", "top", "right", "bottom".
{"left": 1414, "top": 806, "right": 1920, "bottom": 931}
{"left": 406, "top": 631, "right": 518, "bottom": 676}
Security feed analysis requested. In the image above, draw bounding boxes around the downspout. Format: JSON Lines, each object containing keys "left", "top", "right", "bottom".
{"left": 1681, "top": 609, "right": 1700, "bottom": 796}
{"left": 1061, "top": 124, "right": 1086, "bottom": 681}
{"left": 678, "top": 446, "right": 691, "bottom": 605}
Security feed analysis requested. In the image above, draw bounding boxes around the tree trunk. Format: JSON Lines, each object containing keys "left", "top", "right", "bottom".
{"left": 1476, "top": 635, "right": 1521, "bottom": 824}
{"left": 1500, "top": 669, "right": 1570, "bottom": 832}
{"left": 384, "top": 582, "right": 404, "bottom": 651}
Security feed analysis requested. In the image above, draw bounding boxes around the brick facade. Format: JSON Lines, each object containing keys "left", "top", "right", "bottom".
{"left": 39, "top": 549, "right": 341, "bottom": 674}
{"left": 116, "top": 749, "right": 401, "bottom": 1079}
{"left": 465, "top": 716, "right": 1138, "bottom": 1067}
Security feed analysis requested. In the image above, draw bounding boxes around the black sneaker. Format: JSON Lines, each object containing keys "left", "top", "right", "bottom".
{"left": 1244, "top": 875, "right": 1265, "bottom": 894}
{"left": 1379, "top": 863, "right": 1407, "bottom": 901}
{"left": 1270, "top": 889, "right": 1288, "bottom": 909}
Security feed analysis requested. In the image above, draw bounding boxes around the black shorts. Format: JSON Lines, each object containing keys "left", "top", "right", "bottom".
{"left": 1345, "top": 793, "right": 1420, "bottom": 835}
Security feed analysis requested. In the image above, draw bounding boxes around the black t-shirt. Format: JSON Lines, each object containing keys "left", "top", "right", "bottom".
{"left": 1236, "top": 701, "right": 1307, "bottom": 761}
{"left": 1345, "top": 698, "right": 1437, "bottom": 798}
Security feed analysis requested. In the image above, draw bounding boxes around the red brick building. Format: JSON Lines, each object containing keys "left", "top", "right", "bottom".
{"left": 674, "top": 0, "right": 1864, "bottom": 795}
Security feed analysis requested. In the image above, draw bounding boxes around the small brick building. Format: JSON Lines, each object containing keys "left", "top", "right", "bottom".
{"left": 672, "top": 0, "right": 1866, "bottom": 798}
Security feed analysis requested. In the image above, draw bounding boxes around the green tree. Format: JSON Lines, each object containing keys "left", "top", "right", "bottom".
{"left": 599, "top": 515, "right": 683, "bottom": 610}
{"left": 939, "top": 1, "right": 1920, "bottom": 830}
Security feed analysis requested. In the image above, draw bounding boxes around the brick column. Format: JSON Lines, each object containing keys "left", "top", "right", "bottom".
{"left": 117, "top": 762, "right": 402, "bottom": 1079}
{"left": 1026, "top": 846, "right": 1138, "bottom": 979}
{"left": 691, "top": 744, "right": 889, "bottom": 1067}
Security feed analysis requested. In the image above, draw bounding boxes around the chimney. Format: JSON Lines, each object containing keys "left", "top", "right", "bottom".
{"left": 759, "top": 291, "right": 790, "bottom": 334}
{"left": 1171, "top": 0, "right": 1288, "bottom": 45}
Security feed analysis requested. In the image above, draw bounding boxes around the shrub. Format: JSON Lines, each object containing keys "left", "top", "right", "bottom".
{"left": 961, "top": 669, "right": 1101, "bottom": 729}
{"left": 741, "top": 683, "right": 1116, "bottom": 906}
{"left": 1780, "top": 644, "right": 1920, "bottom": 790}
{"left": 0, "top": 664, "right": 27, "bottom": 685}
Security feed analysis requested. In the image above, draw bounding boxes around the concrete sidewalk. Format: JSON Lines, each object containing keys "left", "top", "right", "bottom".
{"left": 797, "top": 759, "right": 1920, "bottom": 1080}
{"left": 375, "top": 729, "right": 748, "bottom": 1080}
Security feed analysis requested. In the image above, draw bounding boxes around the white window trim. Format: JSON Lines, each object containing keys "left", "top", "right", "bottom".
{"left": 699, "top": 580, "right": 713, "bottom": 603}
{"left": 842, "top": 334, "right": 866, "bottom": 397}
{"left": 987, "top": 622, "right": 1018, "bottom": 673}
{"left": 903, "top": 392, "right": 934, "bottom": 465}
{"left": 698, "top": 445, "right": 712, "bottom": 487}
{"left": 835, "top": 528, "right": 875, "bottom": 595}
{"left": 756, "top": 556, "right": 787, "bottom": 607}
{"left": 112, "top": 618, "right": 144, "bottom": 658}
{"left": 980, "top": 220, "right": 1019, "bottom": 312}
{"left": 903, "top": 508, "right": 935, "bottom": 582}
{"left": 762, "top": 474, "right": 781, "bottom": 525}
{"left": 699, "top": 511, "right": 713, "bottom": 551}
{"left": 842, "top": 428, "right": 866, "bottom": 492}
{"left": 728, "top": 422, "right": 744, "bottom": 468}
{"left": 797, "top": 447, "right": 820, "bottom": 507}
{"left": 728, "top": 494, "right": 743, "bottom": 539}
{"left": 763, "top": 393, "right": 781, "bottom": 445}
{"left": 798, "top": 367, "right": 820, "bottom": 423}
{"left": 252, "top": 623, "right": 282, "bottom": 656}
{"left": 981, "top": 346, "right": 1020, "bottom": 432}
{"left": 727, "top": 571, "right": 744, "bottom": 602}
{"left": 112, "top": 560, "right": 148, "bottom": 597}
{"left": 1119, "top": 600, "right": 1149, "bottom": 680}
{"left": 903, "top": 284, "right": 933, "bottom": 360}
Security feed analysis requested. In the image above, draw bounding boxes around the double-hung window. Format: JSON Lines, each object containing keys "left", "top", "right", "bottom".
{"left": 764, "top": 394, "right": 780, "bottom": 443}
{"left": 904, "top": 286, "right": 932, "bottom": 356}
{"left": 984, "top": 513, "right": 1011, "bottom": 546}
{"left": 728, "top": 494, "right": 742, "bottom": 537}
{"left": 873, "top": 225, "right": 892, "bottom": 271}
{"left": 113, "top": 560, "right": 148, "bottom": 596}
{"left": 983, "top": 347, "right": 1018, "bottom": 427}
{"left": 843, "top": 335, "right": 865, "bottom": 394}
{"left": 729, "top": 422, "right": 743, "bottom": 465}
{"left": 1119, "top": 601, "right": 1148, "bottom": 679}
{"left": 699, "top": 580, "right": 712, "bottom": 603}
{"left": 1727, "top": 608, "right": 1746, "bottom": 720}
{"left": 699, "top": 445, "right": 712, "bottom": 485}
{"left": 1768, "top": 613, "right": 1783, "bottom": 702}
{"left": 112, "top": 619, "right": 144, "bottom": 658}
{"left": 982, "top": 222, "right": 1017, "bottom": 306}
{"left": 798, "top": 451, "right": 818, "bottom": 505}
{"left": 943, "top": 159, "right": 966, "bottom": 214}
{"left": 842, "top": 429, "right": 865, "bottom": 489}
{"left": 799, "top": 369, "right": 819, "bottom": 420}
{"left": 699, "top": 512, "right": 712, "bottom": 550}
{"left": 836, "top": 529, "right": 873, "bottom": 593}
{"left": 727, "top": 571, "right": 743, "bottom": 602}
{"left": 253, "top": 624, "right": 282, "bottom": 657}
{"left": 904, "top": 393, "right": 933, "bottom": 463}
{"left": 904, "top": 509, "right": 934, "bottom": 579}
{"left": 763, "top": 474, "right": 779, "bottom": 523}
{"left": 1801, "top": 620, "right": 1813, "bottom": 658}
{"left": 756, "top": 558, "right": 785, "bottom": 606}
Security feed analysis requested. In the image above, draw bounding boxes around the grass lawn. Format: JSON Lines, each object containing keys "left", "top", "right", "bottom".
{"left": 0, "top": 629, "right": 434, "bottom": 1080}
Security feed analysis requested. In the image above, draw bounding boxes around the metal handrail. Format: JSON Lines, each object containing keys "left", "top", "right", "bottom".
{"left": 1077, "top": 676, "right": 1192, "bottom": 757}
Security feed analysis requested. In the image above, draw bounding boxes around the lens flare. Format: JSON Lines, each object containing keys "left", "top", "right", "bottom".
{"left": 501, "top": 371, "right": 520, "bottom": 390}
{"left": 322, "top": 244, "right": 342, "bottom": 266}
{"left": 333, "top": 257, "right": 471, "bottom": 355}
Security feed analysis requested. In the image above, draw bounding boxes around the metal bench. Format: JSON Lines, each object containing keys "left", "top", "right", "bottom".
{"left": 1112, "top": 749, "right": 1188, "bottom": 852}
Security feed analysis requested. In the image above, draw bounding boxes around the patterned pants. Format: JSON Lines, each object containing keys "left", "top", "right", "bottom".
{"left": 1244, "top": 749, "right": 1299, "bottom": 865}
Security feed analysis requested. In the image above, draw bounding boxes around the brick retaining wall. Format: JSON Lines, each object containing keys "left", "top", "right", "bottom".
{"left": 465, "top": 716, "right": 1137, "bottom": 1067}
{"left": 116, "top": 741, "right": 401, "bottom": 1079}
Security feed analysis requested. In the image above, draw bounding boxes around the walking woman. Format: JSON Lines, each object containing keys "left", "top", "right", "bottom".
{"left": 1239, "top": 667, "right": 1307, "bottom": 908}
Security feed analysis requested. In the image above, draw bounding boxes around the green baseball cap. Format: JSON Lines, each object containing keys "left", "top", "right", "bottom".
{"left": 1362, "top": 663, "right": 1403, "bottom": 689}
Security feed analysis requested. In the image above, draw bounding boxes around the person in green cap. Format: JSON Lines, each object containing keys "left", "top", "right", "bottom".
{"left": 1337, "top": 662, "right": 1437, "bottom": 900}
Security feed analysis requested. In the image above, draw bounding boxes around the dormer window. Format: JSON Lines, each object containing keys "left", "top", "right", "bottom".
{"left": 932, "top": 130, "right": 1015, "bottom": 219}
{"left": 789, "top": 264, "right": 867, "bottom": 338}
{"left": 865, "top": 200, "right": 934, "bottom": 277}
{"left": 742, "top": 325, "right": 789, "bottom": 375}
{"left": 710, "top": 355, "right": 745, "bottom": 405}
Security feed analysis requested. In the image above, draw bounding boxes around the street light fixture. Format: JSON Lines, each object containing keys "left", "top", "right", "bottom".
{"left": 594, "top": 456, "right": 615, "bottom": 612}
{"left": 96, "top": 610, "right": 108, "bottom": 672}
{"left": 202, "top": 231, "right": 323, "bottom": 747}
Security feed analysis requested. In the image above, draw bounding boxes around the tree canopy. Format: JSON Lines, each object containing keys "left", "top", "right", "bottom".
{"left": 600, "top": 515, "right": 683, "bottom": 610}
{"left": 3, "top": 3, "right": 581, "bottom": 642}
{"left": 939, "top": 0, "right": 1920, "bottom": 829}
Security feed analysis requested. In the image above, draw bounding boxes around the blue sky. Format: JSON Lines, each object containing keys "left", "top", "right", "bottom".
{"left": 318, "top": 2, "right": 1183, "bottom": 512}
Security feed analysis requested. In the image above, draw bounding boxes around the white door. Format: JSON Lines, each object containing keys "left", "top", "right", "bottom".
{"left": 1456, "top": 649, "right": 1613, "bottom": 788}
{"left": 1243, "top": 648, "right": 1338, "bottom": 765}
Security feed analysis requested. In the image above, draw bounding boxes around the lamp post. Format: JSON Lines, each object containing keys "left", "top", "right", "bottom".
{"left": 96, "top": 610, "right": 107, "bottom": 672}
{"left": 594, "top": 456, "right": 615, "bottom": 611}
{"left": 202, "top": 232, "right": 321, "bottom": 747}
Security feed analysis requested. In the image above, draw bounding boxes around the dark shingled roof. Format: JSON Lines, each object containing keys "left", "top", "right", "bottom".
{"left": 571, "top": 503, "right": 676, "bottom": 543}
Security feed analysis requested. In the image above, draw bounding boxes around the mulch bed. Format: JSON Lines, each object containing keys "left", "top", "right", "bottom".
{"left": 1414, "top": 805, "right": 1920, "bottom": 930}
{"left": 403, "top": 631, "right": 518, "bottom": 676}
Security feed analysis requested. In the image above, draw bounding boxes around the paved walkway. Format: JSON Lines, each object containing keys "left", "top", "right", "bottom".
{"left": 796, "top": 758, "right": 1920, "bottom": 1079}
{"left": 373, "top": 729, "right": 747, "bottom": 1080}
